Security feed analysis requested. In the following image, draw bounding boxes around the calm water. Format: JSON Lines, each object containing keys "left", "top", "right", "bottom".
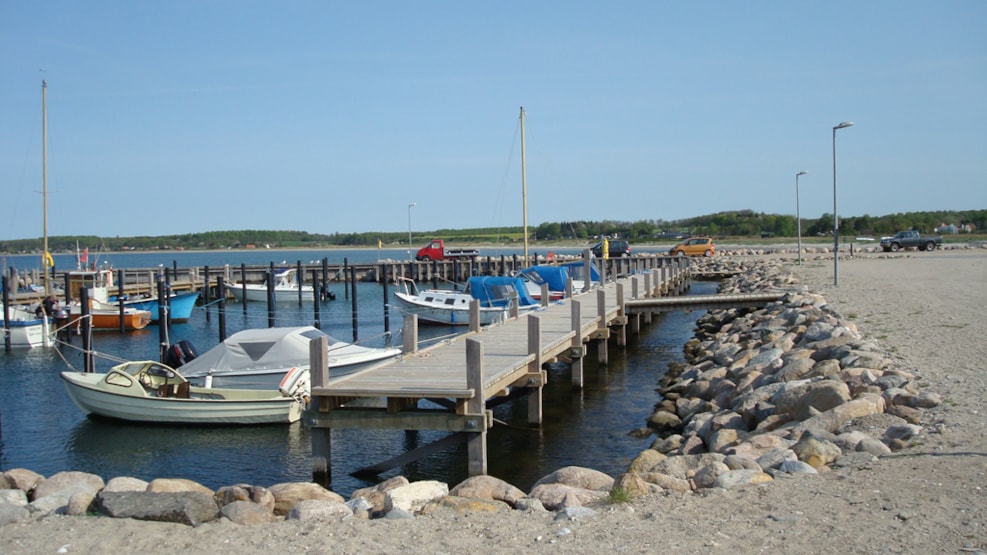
{"left": 0, "top": 248, "right": 712, "bottom": 497}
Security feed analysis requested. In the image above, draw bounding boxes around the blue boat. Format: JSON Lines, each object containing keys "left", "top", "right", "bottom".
{"left": 117, "top": 290, "right": 200, "bottom": 323}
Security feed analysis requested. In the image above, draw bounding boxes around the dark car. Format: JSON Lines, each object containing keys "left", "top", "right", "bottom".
{"left": 590, "top": 240, "right": 630, "bottom": 258}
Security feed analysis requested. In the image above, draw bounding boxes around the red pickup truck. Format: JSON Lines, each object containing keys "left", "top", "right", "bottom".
{"left": 415, "top": 239, "right": 480, "bottom": 261}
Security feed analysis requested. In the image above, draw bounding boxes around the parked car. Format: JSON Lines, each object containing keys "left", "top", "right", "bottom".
{"left": 670, "top": 237, "right": 716, "bottom": 257}
{"left": 590, "top": 239, "right": 630, "bottom": 258}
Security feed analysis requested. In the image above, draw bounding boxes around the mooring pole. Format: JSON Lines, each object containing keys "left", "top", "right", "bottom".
{"left": 217, "top": 275, "right": 227, "bottom": 342}
{"left": 157, "top": 277, "right": 168, "bottom": 362}
{"left": 381, "top": 263, "right": 390, "bottom": 335}
{"left": 203, "top": 265, "right": 211, "bottom": 322}
{"left": 266, "top": 265, "right": 276, "bottom": 328}
{"left": 311, "top": 269, "right": 321, "bottom": 330}
{"left": 350, "top": 266, "right": 358, "bottom": 342}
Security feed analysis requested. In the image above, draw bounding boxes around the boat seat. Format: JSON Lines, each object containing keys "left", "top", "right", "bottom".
{"left": 175, "top": 382, "right": 190, "bottom": 399}
{"left": 156, "top": 384, "right": 175, "bottom": 397}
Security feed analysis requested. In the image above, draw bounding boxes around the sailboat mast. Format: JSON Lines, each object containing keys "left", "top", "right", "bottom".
{"left": 42, "top": 80, "right": 50, "bottom": 296}
{"left": 520, "top": 106, "right": 528, "bottom": 265}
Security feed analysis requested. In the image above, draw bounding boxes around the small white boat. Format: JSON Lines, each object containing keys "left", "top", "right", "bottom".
{"left": 1, "top": 305, "right": 53, "bottom": 349}
{"left": 392, "top": 276, "right": 540, "bottom": 326}
{"left": 176, "top": 326, "right": 401, "bottom": 389}
{"left": 60, "top": 360, "right": 304, "bottom": 425}
{"left": 229, "top": 268, "right": 318, "bottom": 303}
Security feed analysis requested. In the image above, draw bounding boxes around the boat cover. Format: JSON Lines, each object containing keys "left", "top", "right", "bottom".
{"left": 178, "top": 326, "right": 329, "bottom": 379}
{"left": 466, "top": 276, "right": 539, "bottom": 308}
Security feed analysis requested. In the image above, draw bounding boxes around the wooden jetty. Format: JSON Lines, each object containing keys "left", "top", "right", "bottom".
{"left": 305, "top": 259, "right": 707, "bottom": 485}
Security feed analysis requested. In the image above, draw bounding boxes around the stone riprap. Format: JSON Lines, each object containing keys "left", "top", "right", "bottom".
{"left": 0, "top": 258, "right": 940, "bottom": 527}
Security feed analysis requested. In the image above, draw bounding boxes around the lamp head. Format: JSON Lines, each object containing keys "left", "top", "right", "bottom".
{"left": 834, "top": 121, "right": 854, "bottom": 130}
{"left": 797, "top": 170, "right": 808, "bottom": 176}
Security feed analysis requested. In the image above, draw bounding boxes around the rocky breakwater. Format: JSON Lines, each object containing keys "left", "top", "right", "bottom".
{"left": 626, "top": 257, "right": 942, "bottom": 494}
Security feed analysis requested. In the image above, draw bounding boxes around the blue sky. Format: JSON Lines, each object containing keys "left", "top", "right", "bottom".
{"left": 2, "top": 1, "right": 985, "bottom": 239}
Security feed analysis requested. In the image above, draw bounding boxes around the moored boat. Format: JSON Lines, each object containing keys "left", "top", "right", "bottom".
{"left": 60, "top": 360, "right": 303, "bottom": 425}
{"left": 113, "top": 290, "right": 200, "bottom": 323}
{"left": 229, "top": 268, "right": 324, "bottom": 303}
{"left": 392, "top": 275, "right": 541, "bottom": 326}
{"left": 176, "top": 325, "right": 401, "bottom": 389}
{"left": 1, "top": 305, "right": 53, "bottom": 349}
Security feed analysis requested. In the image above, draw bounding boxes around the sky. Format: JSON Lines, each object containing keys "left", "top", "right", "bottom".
{"left": 2, "top": 1, "right": 985, "bottom": 239}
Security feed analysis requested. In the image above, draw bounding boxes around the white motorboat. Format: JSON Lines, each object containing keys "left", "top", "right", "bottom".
{"left": 176, "top": 326, "right": 401, "bottom": 389}
{"left": 229, "top": 268, "right": 317, "bottom": 303}
{"left": 392, "top": 275, "right": 540, "bottom": 326}
{"left": 60, "top": 360, "right": 304, "bottom": 425}
{"left": 1, "top": 305, "right": 53, "bottom": 349}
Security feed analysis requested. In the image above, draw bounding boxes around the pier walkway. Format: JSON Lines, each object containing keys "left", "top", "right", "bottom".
{"left": 306, "top": 260, "right": 697, "bottom": 485}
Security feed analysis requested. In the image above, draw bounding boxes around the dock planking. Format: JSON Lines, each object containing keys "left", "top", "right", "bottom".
{"left": 306, "top": 257, "right": 693, "bottom": 486}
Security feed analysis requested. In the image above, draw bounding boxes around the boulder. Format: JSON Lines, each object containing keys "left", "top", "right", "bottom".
{"left": 32, "top": 471, "right": 104, "bottom": 501}
{"left": 532, "top": 466, "right": 614, "bottom": 491}
{"left": 147, "top": 478, "right": 213, "bottom": 495}
{"left": 95, "top": 491, "right": 220, "bottom": 527}
{"left": 449, "top": 475, "right": 525, "bottom": 508}
{"left": 221, "top": 500, "right": 278, "bottom": 525}
{"left": 268, "top": 482, "right": 345, "bottom": 516}
{"left": 3, "top": 468, "right": 44, "bottom": 494}
{"left": 103, "top": 476, "right": 149, "bottom": 492}
{"left": 383, "top": 480, "right": 449, "bottom": 514}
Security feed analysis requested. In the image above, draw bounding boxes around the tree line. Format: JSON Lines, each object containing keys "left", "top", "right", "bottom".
{"left": 1, "top": 209, "right": 983, "bottom": 254}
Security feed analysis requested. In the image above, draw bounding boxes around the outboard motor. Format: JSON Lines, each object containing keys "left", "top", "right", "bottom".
{"left": 165, "top": 339, "right": 199, "bottom": 368}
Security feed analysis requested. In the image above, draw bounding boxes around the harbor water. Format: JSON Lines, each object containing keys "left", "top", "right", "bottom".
{"left": 0, "top": 247, "right": 713, "bottom": 497}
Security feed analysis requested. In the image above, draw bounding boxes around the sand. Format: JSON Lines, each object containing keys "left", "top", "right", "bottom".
{"left": 2, "top": 249, "right": 985, "bottom": 554}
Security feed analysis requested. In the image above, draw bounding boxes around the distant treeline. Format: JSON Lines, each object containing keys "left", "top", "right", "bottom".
{"left": 2, "top": 210, "right": 983, "bottom": 254}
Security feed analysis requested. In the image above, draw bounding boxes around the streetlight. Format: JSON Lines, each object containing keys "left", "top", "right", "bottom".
{"left": 795, "top": 170, "right": 808, "bottom": 266}
{"left": 407, "top": 202, "right": 416, "bottom": 261}
{"left": 832, "top": 121, "right": 854, "bottom": 286}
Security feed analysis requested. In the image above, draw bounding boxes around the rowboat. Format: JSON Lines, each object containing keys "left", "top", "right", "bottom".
{"left": 61, "top": 360, "right": 303, "bottom": 425}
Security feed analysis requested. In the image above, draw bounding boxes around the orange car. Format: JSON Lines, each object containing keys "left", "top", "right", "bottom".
{"left": 670, "top": 237, "right": 716, "bottom": 257}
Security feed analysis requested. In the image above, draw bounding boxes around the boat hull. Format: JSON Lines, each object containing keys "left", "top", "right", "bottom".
{"left": 229, "top": 285, "right": 316, "bottom": 303}
{"left": 60, "top": 372, "right": 302, "bottom": 425}
{"left": 0, "top": 318, "right": 50, "bottom": 348}
{"left": 393, "top": 292, "right": 508, "bottom": 326}
{"left": 122, "top": 291, "right": 200, "bottom": 322}
{"left": 69, "top": 310, "right": 152, "bottom": 331}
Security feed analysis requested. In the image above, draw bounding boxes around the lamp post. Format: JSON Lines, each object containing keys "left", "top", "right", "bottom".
{"left": 796, "top": 170, "right": 808, "bottom": 266}
{"left": 832, "top": 121, "right": 854, "bottom": 286}
{"left": 407, "top": 202, "right": 416, "bottom": 261}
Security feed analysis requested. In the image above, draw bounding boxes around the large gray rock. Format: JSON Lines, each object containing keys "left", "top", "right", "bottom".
{"left": 220, "top": 500, "right": 278, "bottom": 525}
{"left": 2, "top": 469, "right": 44, "bottom": 494}
{"left": 532, "top": 466, "right": 614, "bottom": 491}
{"left": 449, "top": 475, "right": 526, "bottom": 508}
{"left": 527, "top": 483, "right": 608, "bottom": 510}
{"left": 383, "top": 480, "right": 448, "bottom": 514}
{"left": 31, "top": 471, "right": 104, "bottom": 502}
{"left": 268, "top": 482, "right": 345, "bottom": 516}
{"left": 96, "top": 491, "right": 220, "bottom": 526}
{"left": 0, "top": 503, "right": 31, "bottom": 525}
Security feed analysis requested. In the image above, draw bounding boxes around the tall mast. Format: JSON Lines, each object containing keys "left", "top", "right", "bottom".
{"left": 520, "top": 106, "right": 528, "bottom": 265}
{"left": 42, "top": 80, "right": 50, "bottom": 296}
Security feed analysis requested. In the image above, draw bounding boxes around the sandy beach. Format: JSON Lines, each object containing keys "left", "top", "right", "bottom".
{"left": 2, "top": 249, "right": 985, "bottom": 554}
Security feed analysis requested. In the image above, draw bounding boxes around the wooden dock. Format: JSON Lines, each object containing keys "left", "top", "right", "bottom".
{"left": 305, "top": 259, "right": 696, "bottom": 485}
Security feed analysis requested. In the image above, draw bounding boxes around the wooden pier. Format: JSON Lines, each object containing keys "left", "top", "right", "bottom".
{"left": 305, "top": 259, "right": 698, "bottom": 486}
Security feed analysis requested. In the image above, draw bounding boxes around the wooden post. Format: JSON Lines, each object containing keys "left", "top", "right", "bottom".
{"left": 217, "top": 276, "right": 227, "bottom": 342}
{"left": 297, "top": 260, "right": 303, "bottom": 306}
{"left": 80, "top": 287, "right": 94, "bottom": 373}
{"left": 2, "top": 274, "right": 10, "bottom": 352}
{"left": 466, "top": 338, "right": 487, "bottom": 476}
{"left": 469, "top": 299, "right": 480, "bottom": 332}
{"left": 540, "top": 283, "right": 549, "bottom": 308}
{"left": 203, "top": 265, "right": 211, "bottom": 322}
{"left": 381, "top": 264, "right": 389, "bottom": 335}
{"left": 571, "top": 299, "right": 583, "bottom": 388}
{"left": 241, "top": 263, "right": 248, "bottom": 315}
{"left": 309, "top": 334, "right": 332, "bottom": 487}
{"left": 117, "top": 269, "right": 126, "bottom": 334}
{"left": 157, "top": 277, "right": 168, "bottom": 362}
{"left": 597, "top": 288, "right": 608, "bottom": 365}
{"left": 350, "top": 266, "right": 358, "bottom": 342}
{"left": 527, "top": 314, "right": 543, "bottom": 426}
{"left": 582, "top": 250, "right": 592, "bottom": 293}
{"left": 617, "top": 281, "right": 630, "bottom": 344}
{"left": 642, "top": 272, "right": 652, "bottom": 325}
{"left": 266, "top": 266, "right": 276, "bottom": 328}
{"left": 311, "top": 269, "right": 321, "bottom": 330}
{"left": 403, "top": 313, "right": 418, "bottom": 354}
